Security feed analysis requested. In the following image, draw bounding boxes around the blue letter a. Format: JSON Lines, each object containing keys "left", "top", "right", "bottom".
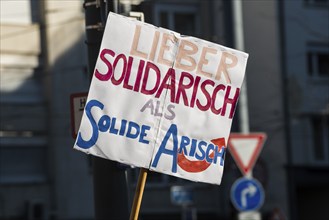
{"left": 151, "top": 124, "right": 178, "bottom": 173}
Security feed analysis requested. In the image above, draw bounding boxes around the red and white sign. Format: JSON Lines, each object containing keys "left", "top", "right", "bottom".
{"left": 70, "top": 92, "right": 88, "bottom": 138}
{"left": 228, "top": 133, "right": 266, "bottom": 176}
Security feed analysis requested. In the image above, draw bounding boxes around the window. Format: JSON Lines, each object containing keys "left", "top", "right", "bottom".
{"left": 304, "top": 0, "right": 329, "bottom": 7}
{"left": 310, "top": 115, "right": 329, "bottom": 163}
{"left": 0, "top": 131, "right": 47, "bottom": 184}
{"left": 307, "top": 43, "right": 329, "bottom": 78}
{"left": 154, "top": 4, "right": 200, "bottom": 37}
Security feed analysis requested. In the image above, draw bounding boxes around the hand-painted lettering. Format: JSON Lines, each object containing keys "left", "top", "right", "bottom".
{"left": 76, "top": 100, "right": 151, "bottom": 149}
{"left": 94, "top": 48, "right": 240, "bottom": 119}
{"left": 151, "top": 124, "right": 226, "bottom": 173}
{"left": 140, "top": 98, "right": 176, "bottom": 120}
{"left": 130, "top": 25, "right": 239, "bottom": 82}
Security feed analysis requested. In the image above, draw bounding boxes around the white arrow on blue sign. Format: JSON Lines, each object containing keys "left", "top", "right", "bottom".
{"left": 230, "top": 177, "right": 265, "bottom": 212}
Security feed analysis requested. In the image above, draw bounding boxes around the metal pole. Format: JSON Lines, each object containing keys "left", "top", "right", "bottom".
{"left": 232, "top": 0, "right": 250, "bottom": 135}
{"left": 113, "top": 0, "right": 119, "bottom": 14}
{"left": 232, "top": 0, "right": 254, "bottom": 180}
{"left": 84, "top": 1, "right": 129, "bottom": 219}
{"left": 278, "top": 1, "right": 295, "bottom": 219}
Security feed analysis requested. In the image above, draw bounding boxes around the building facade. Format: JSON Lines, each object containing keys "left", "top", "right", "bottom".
{"left": 0, "top": 1, "right": 93, "bottom": 219}
{"left": 281, "top": 1, "right": 329, "bottom": 220}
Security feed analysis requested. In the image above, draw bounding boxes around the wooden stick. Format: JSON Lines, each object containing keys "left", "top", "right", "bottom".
{"left": 129, "top": 168, "right": 148, "bottom": 220}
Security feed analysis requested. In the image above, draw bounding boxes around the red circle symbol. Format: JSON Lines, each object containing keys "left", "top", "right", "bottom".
{"left": 177, "top": 137, "right": 226, "bottom": 173}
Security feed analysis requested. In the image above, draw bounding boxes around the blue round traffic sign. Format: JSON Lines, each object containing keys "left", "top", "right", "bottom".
{"left": 230, "top": 177, "right": 265, "bottom": 211}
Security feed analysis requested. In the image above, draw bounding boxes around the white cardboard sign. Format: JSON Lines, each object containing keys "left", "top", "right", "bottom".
{"left": 74, "top": 13, "right": 248, "bottom": 185}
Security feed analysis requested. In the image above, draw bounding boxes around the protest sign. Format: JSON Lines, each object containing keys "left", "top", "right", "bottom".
{"left": 74, "top": 12, "right": 248, "bottom": 185}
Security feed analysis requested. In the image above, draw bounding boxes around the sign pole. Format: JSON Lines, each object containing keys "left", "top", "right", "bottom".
{"left": 233, "top": 0, "right": 250, "bottom": 136}
{"left": 129, "top": 168, "right": 148, "bottom": 220}
{"left": 233, "top": 0, "right": 253, "bottom": 180}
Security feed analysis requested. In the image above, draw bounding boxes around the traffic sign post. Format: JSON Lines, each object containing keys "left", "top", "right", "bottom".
{"left": 231, "top": 177, "right": 265, "bottom": 212}
{"left": 228, "top": 133, "right": 266, "bottom": 218}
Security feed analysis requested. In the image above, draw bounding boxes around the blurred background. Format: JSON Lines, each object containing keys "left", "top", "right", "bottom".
{"left": 0, "top": 0, "right": 328, "bottom": 220}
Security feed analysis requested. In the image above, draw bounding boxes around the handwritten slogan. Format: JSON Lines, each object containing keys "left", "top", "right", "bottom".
{"left": 74, "top": 13, "right": 248, "bottom": 185}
